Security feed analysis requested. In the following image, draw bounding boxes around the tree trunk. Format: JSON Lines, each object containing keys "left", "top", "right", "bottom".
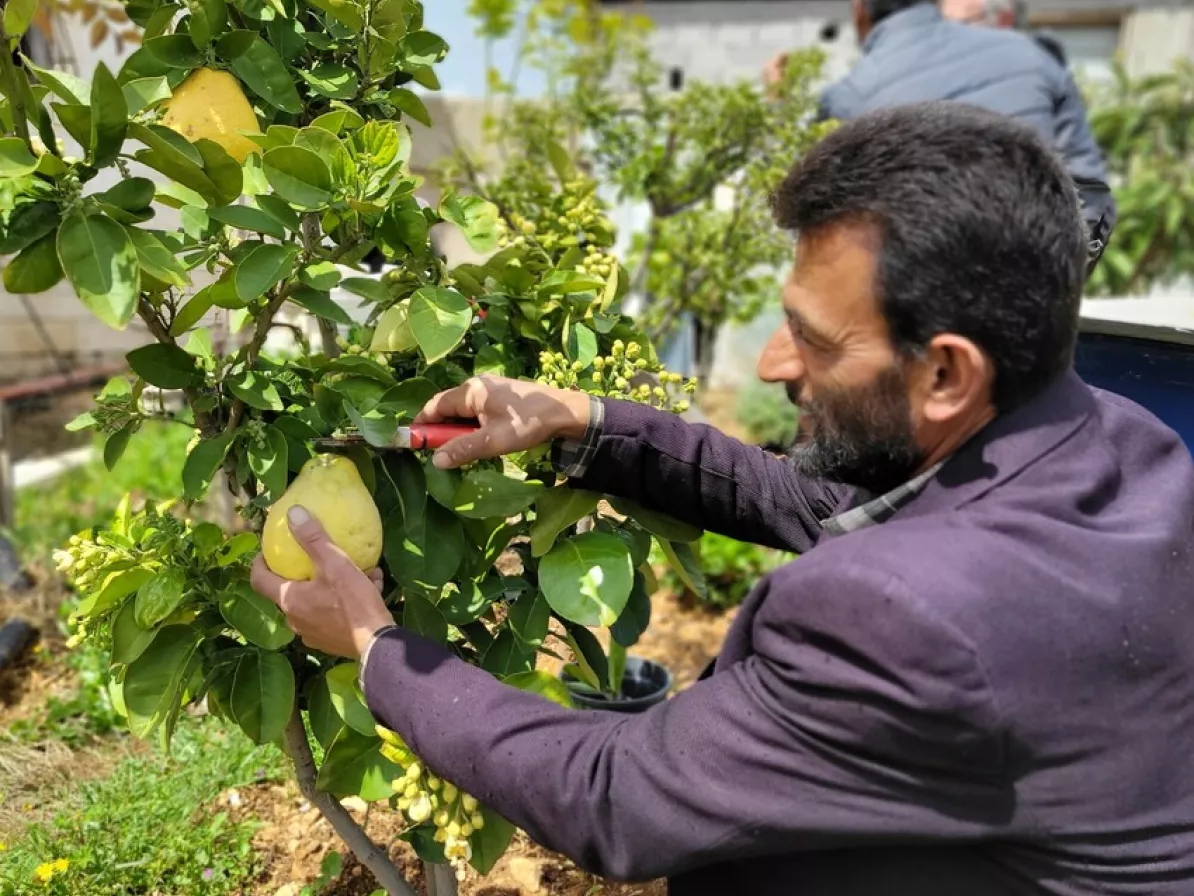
{"left": 694, "top": 319, "right": 718, "bottom": 384}
{"left": 425, "top": 861, "right": 459, "bottom": 896}
{"left": 282, "top": 710, "right": 417, "bottom": 896}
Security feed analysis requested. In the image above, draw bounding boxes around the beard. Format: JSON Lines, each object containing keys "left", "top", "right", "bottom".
{"left": 786, "top": 365, "right": 927, "bottom": 495}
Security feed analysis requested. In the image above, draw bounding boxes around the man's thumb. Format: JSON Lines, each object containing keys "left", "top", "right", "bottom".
{"left": 287, "top": 506, "right": 336, "bottom": 561}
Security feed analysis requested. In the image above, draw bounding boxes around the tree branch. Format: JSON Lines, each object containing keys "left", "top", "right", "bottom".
{"left": 283, "top": 710, "right": 418, "bottom": 896}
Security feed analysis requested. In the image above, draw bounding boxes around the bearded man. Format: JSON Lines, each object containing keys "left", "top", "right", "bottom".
{"left": 253, "top": 102, "right": 1194, "bottom": 895}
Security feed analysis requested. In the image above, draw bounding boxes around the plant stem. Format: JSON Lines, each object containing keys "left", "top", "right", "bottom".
{"left": 282, "top": 710, "right": 417, "bottom": 896}
{"left": 424, "top": 861, "right": 459, "bottom": 896}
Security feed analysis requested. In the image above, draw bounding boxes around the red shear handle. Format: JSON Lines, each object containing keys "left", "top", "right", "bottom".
{"left": 408, "top": 422, "right": 480, "bottom": 451}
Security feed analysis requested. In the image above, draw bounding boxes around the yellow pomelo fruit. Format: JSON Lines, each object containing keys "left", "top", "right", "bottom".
{"left": 370, "top": 299, "right": 417, "bottom": 353}
{"left": 262, "top": 454, "right": 383, "bottom": 581}
{"left": 159, "top": 68, "right": 262, "bottom": 164}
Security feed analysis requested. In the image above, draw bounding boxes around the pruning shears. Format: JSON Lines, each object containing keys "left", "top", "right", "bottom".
{"left": 313, "top": 422, "right": 480, "bottom": 453}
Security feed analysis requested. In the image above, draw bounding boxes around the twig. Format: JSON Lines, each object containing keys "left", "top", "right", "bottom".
{"left": 283, "top": 710, "right": 417, "bottom": 896}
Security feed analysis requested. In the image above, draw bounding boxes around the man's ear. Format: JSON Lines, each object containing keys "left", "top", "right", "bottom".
{"left": 851, "top": 0, "right": 872, "bottom": 40}
{"left": 915, "top": 333, "right": 995, "bottom": 424}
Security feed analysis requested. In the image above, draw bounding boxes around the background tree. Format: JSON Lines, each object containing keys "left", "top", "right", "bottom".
{"left": 442, "top": 0, "right": 834, "bottom": 382}
{"left": 1085, "top": 58, "right": 1194, "bottom": 297}
{"left": 0, "top": 0, "right": 708, "bottom": 891}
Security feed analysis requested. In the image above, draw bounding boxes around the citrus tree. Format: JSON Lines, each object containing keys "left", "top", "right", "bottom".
{"left": 1085, "top": 58, "right": 1194, "bottom": 297}
{"left": 0, "top": 0, "right": 708, "bottom": 891}
{"left": 442, "top": 0, "right": 833, "bottom": 381}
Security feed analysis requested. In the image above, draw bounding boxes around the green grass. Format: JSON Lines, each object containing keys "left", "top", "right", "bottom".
{"left": 6, "top": 421, "right": 192, "bottom": 567}
{"left": 0, "top": 718, "right": 289, "bottom": 896}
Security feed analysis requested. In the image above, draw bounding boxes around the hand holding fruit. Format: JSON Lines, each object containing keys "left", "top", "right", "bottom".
{"left": 252, "top": 506, "right": 393, "bottom": 659}
{"left": 415, "top": 375, "right": 592, "bottom": 470}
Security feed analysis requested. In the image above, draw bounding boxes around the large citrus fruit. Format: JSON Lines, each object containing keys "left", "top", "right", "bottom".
{"left": 159, "top": 68, "right": 261, "bottom": 164}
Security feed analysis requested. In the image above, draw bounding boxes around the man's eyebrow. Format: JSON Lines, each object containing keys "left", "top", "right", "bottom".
{"left": 785, "top": 306, "right": 834, "bottom": 344}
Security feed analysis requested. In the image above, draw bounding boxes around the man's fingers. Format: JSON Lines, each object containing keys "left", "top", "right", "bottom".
{"left": 286, "top": 505, "right": 346, "bottom": 569}
{"left": 250, "top": 555, "right": 287, "bottom": 607}
{"left": 415, "top": 382, "right": 476, "bottom": 425}
{"left": 431, "top": 427, "right": 501, "bottom": 470}
{"left": 367, "top": 567, "right": 384, "bottom": 593}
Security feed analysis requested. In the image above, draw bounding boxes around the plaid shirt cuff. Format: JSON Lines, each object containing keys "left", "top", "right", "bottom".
{"left": 550, "top": 395, "right": 605, "bottom": 478}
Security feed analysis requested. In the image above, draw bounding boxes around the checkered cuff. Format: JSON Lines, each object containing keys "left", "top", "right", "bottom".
{"left": 550, "top": 395, "right": 605, "bottom": 478}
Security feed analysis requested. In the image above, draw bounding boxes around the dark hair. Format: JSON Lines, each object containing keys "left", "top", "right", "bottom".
{"left": 771, "top": 101, "right": 1087, "bottom": 411}
{"left": 861, "top": 0, "right": 934, "bottom": 27}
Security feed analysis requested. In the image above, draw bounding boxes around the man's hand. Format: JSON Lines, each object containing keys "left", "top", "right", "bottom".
{"left": 415, "top": 375, "right": 591, "bottom": 470}
{"left": 251, "top": 506, "right": 394, "bottom": 659}
{"left": 763, "top": 52, "right": 788, "bottom": 96}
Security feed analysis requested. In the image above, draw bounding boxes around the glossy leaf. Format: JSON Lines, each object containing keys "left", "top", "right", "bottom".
{"left": 325, "top": 662, "right": 380, "bottom": 736}
{"left": 235, "top": 244, "right": 298, "bottom": 302}
{"left": 402, "top": 592, "right": 448, "bottom": 643}
{"left": 438, "top": 193, "right": 499, "bottom": 254}
{"left": 231, "top": 39, "right": 302, "bottom": 113}
{"left": 540, "top": 532, "right": 634, "bottom": 627}
{"left": 263, "top": 145, "right": 333, "bottom": 208}
{"left": 0, "top": 137, "right": 39, "bottom": 177}
{"left": 183, "top": 430, "right": 236, "bottom": 501}
{"left": 610, "top": 571, "right": 652, "bottom": 648}
{"left": 112, "top": 598, "right": 158, "bottom": 665}
{"left": 134, "top": 567, "right": 187, "bottom": 630}
{"left": 657, "top": 538, "right": 707, "bottom": 600}
{"left": 226, "top": 369, "right": 284, "bottom": 410}
{"left": 229, "top": 649, "right": 295, "bottom": 744}
{"left": 57, "top": 212, "right": 140, "bottom": 329}
{"left": 218, "top": 579, "right": 294, "bottom": 649}
{"left": 531, "top": 487, "right": 600, "bottom": 557}
{"left": 90, "top": 63, "right": 128, "bottom": 167}
{"left": 123, "top": 624, "right": 202, "bottom": 738}
{"left": 609, "top": 497, "right": 702, "bottom": 543}
{"left": 127, "top": 343, "right": 201, "bottom": 389}
{"left": 503, "top": 670, "right": 574, "bottom": 709}
{"left": 2, "top": 232, "right": 63, "bottom": 294}
{"left": 248, "top": 425, "right": 289, "bottom": 497}
{"left": 208, "top": 204, "right": 288, "bottom": 240}
{"left": 316, "top": 727, "right": 401, "bottom": 801}
{"left": 408, "top": 287, "right": 471, "bottom": 364}
{"left": 452, "top": 469, "right": 544, "bottom": 520}
{"left": 126, "top": 228, "right": 189, "bottom": 288}
{"left": 290, "top": 286, "right": 352, "bottom": 324}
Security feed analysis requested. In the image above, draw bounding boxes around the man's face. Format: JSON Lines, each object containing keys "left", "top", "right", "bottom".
{"left": 940, "top": 0, "right": 1014, "bottom": 27}
{"left": 756, "top": 222, "right": 927, "bottom": 494}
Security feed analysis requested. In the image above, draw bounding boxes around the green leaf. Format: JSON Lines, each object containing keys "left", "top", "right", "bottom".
{"left": 344, "top": 402, "right": 400, "bottom": 447}
{"left": 299, "top": 260, "right": 342, "bottom": 291}
{"left": 218, "top": 580, "right": 294, "bottom": 649}
{"left": 264, "top": 145, "right": 333, "bottom": 208}
{"left": 531, "top": 487, "right": 600, "bottom": 557}
{"left": 438, "top": 193, "right": 499, "bottom": 254}
{"left": 112, "top": 598, "right": 159, "bottom": 666}
{"left": 183, "top": 430, "right": 236, "bottom": 501}
{"left": 0, "top": 201, "right": 60, "bottom": 254}
{"left": 214, "top": 29, "right": 257, "bottom": 59}
{"left": 325, "top": 663, "right": 380, "bottom": 736}
{"left": 403, "top": 592, "right": 448, "bottom": 643}
{"left": 399, "top": 30, "right": 447, "bottom": 67}
{"left": 305, "top": 674, "right": 344, "bottom": 749}
{"left": 306, "top": 0, "right": 363, "bottom": 31}
{"left": 377, "top": 199, "right": 428, "bottom": 257}
{"left": 231, "top": 39, "right": 302, "bottom": 113}
{"left": 217, "top": 532, "right": 260, "bottom": 566}
{"left": 506, "top": 589, "right": 549, "bottom": 648}
{"left": 127, "top": 343, "right": 201, "bottom": 389}
{"left": 194, "top": 138, "right": 243, "bottom": 207}
{"left": 57, "top": 212, "right": 140, "bottom": 329}
{"left": 565, "top": 321, "right": 598, "bottom": 368}
{"left": 143, "top": 34, "right": 202, "bottom": 68}
{"left": 76, "top": 566, "right": 155, "bottom": 617}
{"left": 2, "top": 232, "right": 63, "bottom": 294}
{"left": 170, "top": 288, "right": 216, "bottom": 336}
{"left": 235, "top": 244, "right": 298, "bottom": 302}
{"left": 540, "top": 532, "right": 634, "bottom": 627}
{"left": 103, "top": 424, "right": 136, "bottom": 471}
{"left": 469, "top": 809, "right": 516, "bottom": 875}
{"left": 301, "top": 63, "right": 359, "bottom": 100}
{"left": 423, "top": 461, "right": 461, "bottom": 510}
{"left": 563, "top": 621, "right": 608, "bottom": 692}
{"left": 610, "top": 571, "right": 651, "bottom": 648}
{"left": 248, "top": 425, "right": 289, "bottom": 497}
{"left": 134, "top": 567, "right": 187, "bottom": 629}
{"left": 229, "top": 649, "right": 295, "bottom": 744}
{"left": 294, "top": 126, "right": 353, "bottom": 185}
{"left": 389, "top": 87, "right": 431, "bottom": 126}
{"left": 340, "top": 276, "right": 388, "bottom": 302}
{"left": 226, "top": 368, "right": 284, "bottom": 410}
{"left": 382, "top": 453, "right": 465, "bottom": 589}
{"left": 436, "top": 577, "right": 502, "bottom": 625}
{"left": 122, "top": 76, "right": 173, "bottom": 113}
{"left": 98, "top": 178, "right": 156, "bottom": 213}
{"left": 316, "top": 728, "right": 401, "bottom": 801}
{"left": 124, "top": 624, "right": 202, "bottom": 739}
{"left": 380, "top": 378, "right": 438, "bottom": 422}
{"left": 609, "top": 497, "right": 702, "bottom": 543}
{"left": 208, "top": 204, "right": 288, "bottom": 239}
{"left": 480, "top": 629, "right": 536, "bottom": 677}
{"left": 126, "top": 228, "right": 189, "bottom": 289}
{"left": 23, "top": 60, "right": 88, "bottom": 103}
{"left": 3, "top": 0, "right": 38, "bottom": 37}
{"left": 287, "top": 286, "right": 350, "bottom": 326}
{"left": 408, "top": 287, "right": 472, "bottom": 364}
{"left": 657, "top": 538, "right": 707, "bottom": 600}
{"left": 502, "top": 670, "right": 574, "bottom": 709}
{"left": 0, "top": 137, "right": 39, "bottom": 178}
{"left": 90, "top": 63, "right": 128, "bottom": 167}
{"left": 452, "top": 469, "right": 544, "bottom": 520}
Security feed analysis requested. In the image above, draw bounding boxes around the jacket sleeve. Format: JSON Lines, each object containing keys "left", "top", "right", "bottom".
{"left": 362, "top": 559, "right": 1011, "bottom": 882}
{"left": 566, "top": 398, "right": 849, "bottom": 554}
{"left": 1051, "top": 65, "right": 1117, "bottom": 252}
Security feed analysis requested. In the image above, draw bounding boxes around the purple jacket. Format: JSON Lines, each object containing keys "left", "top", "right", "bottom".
{"left": 363, "top": 371, "right": 1194, "bottom": 895}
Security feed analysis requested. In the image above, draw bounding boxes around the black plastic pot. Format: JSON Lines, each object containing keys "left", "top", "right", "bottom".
{"left": 560, "top": 655, "right": 674, "bottom": 714}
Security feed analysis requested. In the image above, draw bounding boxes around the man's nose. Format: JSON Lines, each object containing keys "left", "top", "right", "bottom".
{"left": 757, "top": 325, "right": 805, "bottom": 385}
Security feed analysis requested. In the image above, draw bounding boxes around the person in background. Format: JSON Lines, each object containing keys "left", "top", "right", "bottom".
{"left": 765, "top": 0, "right": 1115, "bottom": 275}
{"left": 940, "top": 0, "right": 1068, "bottom": 66}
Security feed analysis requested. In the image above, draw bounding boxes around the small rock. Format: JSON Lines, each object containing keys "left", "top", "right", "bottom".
{"left": 274, "top": 884, "right": 303, "bottom": 896}
{"left": 506, "top": 856, "right": 544, "bottom": 893}
{"left": 298, "top": 800, "right": 312, "bottom": 813}
{"left": 224, "top": 789, "right": 242, "bottom": 807}
{"left": 340, "top": 796, "right": 368, "bottom": 814}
